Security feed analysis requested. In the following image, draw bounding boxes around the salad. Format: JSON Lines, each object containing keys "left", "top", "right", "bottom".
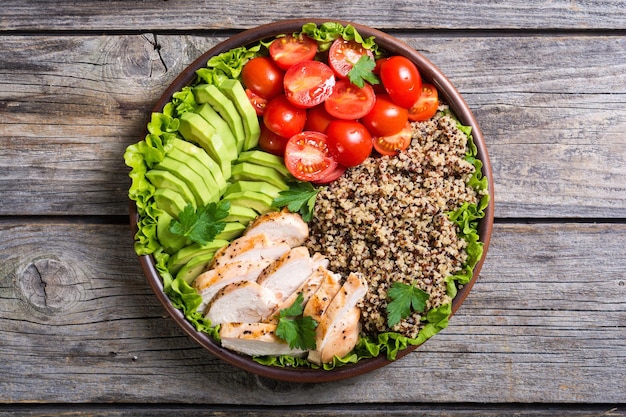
{"left": 125, "top": 22, "right": 489, "bottom": 371}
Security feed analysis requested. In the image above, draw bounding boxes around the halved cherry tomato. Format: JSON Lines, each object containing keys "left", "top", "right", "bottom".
{"left": 241, "top": 56, "right": 284, "bottom": 99}
{"left": 283, "top": 60, "right": 335, "bottom": 108}
{"left": 245, "top": 89, "right": 268, "bottom": 116}
{"left": 408, "top": 83, "right": 439, "bottom": 121}
{"left": 326, "top": 120, "right": 373, "bottom": 167}
{"left": 269, "top": 34, "right": 318, "bottom": 70}
{"left": 263, "top": 94, "right": 307, "bottom": 138}
{"left": 304, "top": 104, "right": 337, "bottom": 133}
{"left": 328, "top": 38, "right": 375, "bottom": 78}
{"left": 372, "top": 122, "right": 412, "bottom": 156}
{"left": 314, "top": 164, "right": 347, "bottom": 184}
{"left": 258, "top": 124, "right": 288, "bottom": 156}
{"left": 284, "top": 131, "right": 338, "bottom": 182}
{"left": 380, "top": 55, "right": 422, "bottom": 109}
{"left": 324, "top": 79, "right": 376, "bottom": 120}
{"left": 361, "top": 94, "right": 408, "bottom": 137}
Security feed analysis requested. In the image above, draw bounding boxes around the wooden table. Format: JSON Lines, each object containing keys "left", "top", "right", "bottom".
{"left": 1, "top": 1, "right": 624, "bottom": 415}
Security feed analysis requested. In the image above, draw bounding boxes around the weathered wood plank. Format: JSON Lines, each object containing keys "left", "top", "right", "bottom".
{"left": 1, "top": 0, "right": 625, "bottom": 31}
{"left": 1, "top": 222, "right": 624, "bottom": 404}
{"left": 1, "top": 34, "right": 624, "bottom": 218}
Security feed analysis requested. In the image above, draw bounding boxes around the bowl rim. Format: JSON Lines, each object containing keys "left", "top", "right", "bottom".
{"left": 130, "top": 18, "right": 495, "bottom": 383}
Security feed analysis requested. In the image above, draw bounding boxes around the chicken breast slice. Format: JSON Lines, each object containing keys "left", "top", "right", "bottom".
{"left": 256, "top": 246, "right": 315, "bottom": 301}
{"left": 206, "top": 280, "right": 278, "bottom": 325}
{"left": 194, "top": 258, "right": 275, "bottom": 313}
{"left": 209, "top": 233, "right": 291, "bottom": 270}
{"left": 308, "top": 272, "right": 368, "bottom": 365}
{"left": 302, "top": 266, "right": 342, "bottom": 324}
{"left": 219, "top": 322, "right": 307, "bottom": 357}
{"left": 244, "top": 210, "right": 309, "bottom": 247}
{"left": 307, "top": 306, "right": 361, "bottom": 365}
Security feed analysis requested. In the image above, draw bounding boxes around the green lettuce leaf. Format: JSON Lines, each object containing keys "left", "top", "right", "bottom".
{"left": 301, "top": 22, "right": 382, "bottom": 57}
{"left": 195, "top": 43, "right": 263, "bottom": 85}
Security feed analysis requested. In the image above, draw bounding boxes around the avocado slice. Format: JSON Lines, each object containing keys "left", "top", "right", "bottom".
{"left": 224, "top": 180, "right": 283, "bottom": 199}
{"left": 223, "top": 191, "right": 276, "bottom": 214}
{"left": 156, "top": 211, "right": 189, "bottom": 254}
{"left": 146, "top": 169, "right": 196, "bottom": 207}
{"left": 177, "top": 112, "right": 233, "bottom": 178}
{"left": 231, "top": 162, "right": 290, "bottom": 191}
{"left": 215, "top": 221, "right": 246, "bottom": 241}
{"left": 236, "top": 150, "right": 292, "bottom": 178}
{"left": 167, "top": 239, "right": 229, "bottom": 274}
{"left": 175, "top": 252, "right": 215, "bottom": 284}
{"left": 224, "top": 204, "right": 258, "bottom": 224}
{"left": 193, "top": 84, "right": 246, "bottom": 153}
{"left": 168, "top": 137, "right": 227, "bottom": 193}
{"left": 166, "top": 146, "right": 222, "bottom": 199}
{"left": 219, "top": 79, "right": 261, "bottom": 151}
{"left": 153, "top": 188, "right": 188, "bottom": 219}
{"left": 196, "top": 103, "right": 238, "bottom": 164}
{"left": 155, "top": 157, "right": 216, "bottom": 207}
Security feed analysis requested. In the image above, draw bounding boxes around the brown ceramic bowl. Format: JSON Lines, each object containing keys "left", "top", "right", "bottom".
{"left": 130, "top": 18, "right": 494, "bottom": 383}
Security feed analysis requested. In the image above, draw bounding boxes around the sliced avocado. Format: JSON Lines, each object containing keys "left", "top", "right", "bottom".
{"left": 231, "top": 162, "right": 290, "bottom": 191}
{"left": 236, "top": 150, "right": 292, "bottom": 178}
{"left": 177, "top": 112, "right": 232, "bottom": 178}
{"left": 224, "top": 180, "right": 282, "bottom": 199}
{"left": 167, "top": 239, "right": 229, "bottom": 274}
{"left": 155, "top": 157, "right": 216, "bottom": 207}
{"left": 156, "top": 211, "right": 189, "bottom": 254}
{"left": 153, "top": 188, "right": 187, "bottom": 219}
{"left": 168, "top": 137, "right": 227, "bottom": 193}
{"left": 219, "top": 79, "right": 261, "bottom": 150}
{"left": 215, "top": 221, "right": 246, "bottom": 241}
{"left": 166, "top": 146, "right": 221, "bottom": 199}
{"left": 146, "top": 169, "right": 196, "bottom": 207}
{"left": 224, "top": 204, "right": 258, "bottom": 224}
{"left": 223, "top": 191, "right": 276, "bottom": 214}
{"left": 175, "top": 252, "right": 215, "bottom": 284}
{"left": 196, "top": 103, "right": 238, "bottom": 164}
{"left": 192, "top": 84, "right": 245, "bottom": 153}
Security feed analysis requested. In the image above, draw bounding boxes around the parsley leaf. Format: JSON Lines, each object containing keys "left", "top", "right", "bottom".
{"left": 348, "top": 55, "right": 380, "bottom": 88}
{"left": 169, "top": 200, "right": 230, "bottom": 245}
{"left": 386, "top": 281, "right": 430, "bottom": 327}
{"left": 275, "top": 293, "right": 318, "bottom": 350}
{"left": 271, "top": 181, "right": 320, "bottom": 222}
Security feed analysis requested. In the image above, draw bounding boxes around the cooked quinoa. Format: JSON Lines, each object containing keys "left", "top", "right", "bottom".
{"left": 305, "top": 110, "right": 480, "bottom": 339}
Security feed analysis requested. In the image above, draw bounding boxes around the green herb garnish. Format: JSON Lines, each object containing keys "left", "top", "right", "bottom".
{"left": 275, "top": 293, "right": 318, "bottom": 350}
{"left": 386, "top": 281, "right": 430, "bottom": 327}
{"left": 272, "top": 181, "right": 320, "bottom": 222}
{"left": 169, "top": 200, "right": 230, "bottom": 245}
{"left": 348, "top": 55, "right": 380, "bottom": 88}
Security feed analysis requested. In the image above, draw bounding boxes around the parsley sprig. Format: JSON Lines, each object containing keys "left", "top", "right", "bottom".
{"left": 169, "top": 200, "right": 230, "bottom": 245}
{"left": 275, "top": 293, "right": 318, "bottom": 350}
{"left": 271, "top": 181, "right": 320, "bottom": 222}
{"left": 386, "top": 281, "right": 430, "bottom": 327}
{"left": 348, "top": 55, "right": 380, "bottom": 88}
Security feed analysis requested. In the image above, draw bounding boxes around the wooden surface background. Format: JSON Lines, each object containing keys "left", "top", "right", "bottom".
{"left": 1, "top": 1, "right": 624, "bottom": 416}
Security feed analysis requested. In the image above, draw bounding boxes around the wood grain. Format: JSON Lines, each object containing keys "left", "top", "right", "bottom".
{"left": 1, "top": 34, "right": 624, "bottom": 218}
{"left": 1, "top": 222, "right": 624, "bottom": 404}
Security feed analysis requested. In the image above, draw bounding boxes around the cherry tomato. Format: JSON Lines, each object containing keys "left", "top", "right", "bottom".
{"left": 245, "top": 89, "right": 268, "bottom": 116}
{"left": 408, "top": 83, "right": 439, "bottom": 121}
{"left": 324, "top": 79, "right": 376, "bottom": 120}
{"left": 372, "top": 122, "right": 412, "bottom": 156}
{"left": 304, "top": 104, "right": 337, "bottom": 133}
{"left": 326, "top": 120, "right": 373, "bottom": 167}
{"left": 283, "top": 60, "right": 335, "bottom": 108}
{"left": 314, "top": 164, "right": 347, "bottom": 184}
{"left": 269, "top": 34, "right": 318, "bottom": 70}
{"left": 328, "top": 38, "right": 375, "bottom": 78}
{"left": 380, "top": 56, "right": 422, "bottom": 109}
{"left": 263, "top": 94, "right": 307, "bottom": 139}
{"left": 241, "top": 57, "right": 284, "bottom": 99}
{"left": 258, "top": 124, "right": 288, "bottom": 156}
{"left": 284, "top": 131, "right": 338, "bottom": 182}
{"left": 361, "top": 94, "right": 408, "bottom": 137}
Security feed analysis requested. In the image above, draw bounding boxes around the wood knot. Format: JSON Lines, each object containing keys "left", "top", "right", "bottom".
{"left": 17, "top": 258, "right": 83, "bottom": 314}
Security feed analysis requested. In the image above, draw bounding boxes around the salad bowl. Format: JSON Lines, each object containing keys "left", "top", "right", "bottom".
{"left": 128, "top": 18, "right": 494, "bottom": 382}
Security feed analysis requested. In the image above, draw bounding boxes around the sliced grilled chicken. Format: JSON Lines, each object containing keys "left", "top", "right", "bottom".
{"left": 209, "top": 233, "right": 290, "bottom": 270}
{"left": 256, "top": 246, "right": 314, "bottom": 301}
{"left": 308, "top": 273, "right": 368, "bottom": 365}
{"left": 244, "top": 210, "right": 309, "bottom": 247}
{"left": 194, "top": 258, "right": 275, "bottom": 312}
{"left": 302, "top": 266, "right": 342, "bottom": 324}
{"left": 219, "top": 322, "right": 307, "bottom": 357}
{"left": 307, "top": 306, "right": 361, "bottom": 365}
{"left": 205, "top": 280, "right": 278, "bottom": 325}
